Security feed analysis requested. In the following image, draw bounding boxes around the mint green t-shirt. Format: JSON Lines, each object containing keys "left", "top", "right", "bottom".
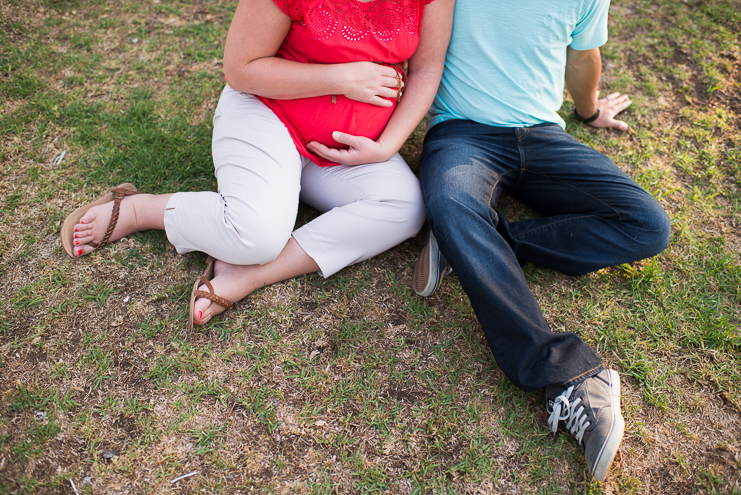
{"left": 428, "top": 0, "right": 610, "bottom": 130}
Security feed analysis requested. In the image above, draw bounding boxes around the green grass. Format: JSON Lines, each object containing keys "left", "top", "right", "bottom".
{"left": 0, "top": 0, "right": 740, "bottom": 492}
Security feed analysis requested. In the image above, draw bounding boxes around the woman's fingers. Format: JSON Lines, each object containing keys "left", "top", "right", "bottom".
{"left": 307, "top": 133, "right": 383, "bottom": 166}
{"left": 377, "top": 86, "right": 401, "bottom": 99}
{"left": 340, "top": 62, "right": 403, "bottom": 105}
{"left": 382, "top": 73, "right": 403, "bottom": 88}
{"left": 364, "top": 97, "right": 394, "bottom": 108}
{"left": 331, "top": 131, "right": 362, "bottom": 148}
{"left": 364, "top": 72, "right": 402, "bottom": 104}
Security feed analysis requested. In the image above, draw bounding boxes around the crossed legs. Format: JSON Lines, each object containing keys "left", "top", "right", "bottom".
{"left": 69, "top": 88, "right": 425, "bottom": 326}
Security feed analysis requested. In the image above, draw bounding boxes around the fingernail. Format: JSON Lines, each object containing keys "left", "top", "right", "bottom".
{"left": 80, "top": 220, "right": 84, "bottom": 224}
{"left": 198, "top": 311, "right": 202, "bottom": 319}
{"left": 75, "top": 241, "right": 79, "bottom": 245}
{"left": 74, "top": 227, "right": 78, "bottom": 232}
{"left": 74, "top": 234, "right": 78, "bottom": 238}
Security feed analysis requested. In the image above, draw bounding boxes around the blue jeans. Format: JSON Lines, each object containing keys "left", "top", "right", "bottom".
{"left": 420, "top": 120, "right": 670, "bottom": 392}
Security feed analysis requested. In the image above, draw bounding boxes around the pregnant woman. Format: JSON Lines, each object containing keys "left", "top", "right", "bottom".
{"left": 61, "top": 0, "right": 453, "bottom": 328}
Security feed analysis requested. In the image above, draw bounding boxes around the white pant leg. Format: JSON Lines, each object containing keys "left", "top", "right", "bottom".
{"left": 164, "top": 87, "right": 303, "bottom": 265}
{"left": 293, "top": 155, "right": 426, "bottom": 277}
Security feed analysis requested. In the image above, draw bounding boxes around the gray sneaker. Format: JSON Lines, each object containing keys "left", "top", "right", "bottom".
{"left": 546, "top": 369, "right": 625, "bottom": 482}
{"left": 413, "top": 231, "right": 452, "bottom": 297}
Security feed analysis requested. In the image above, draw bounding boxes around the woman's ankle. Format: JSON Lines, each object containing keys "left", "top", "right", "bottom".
{"left": 130, "top": 193, "right": 173, "bottom": 231}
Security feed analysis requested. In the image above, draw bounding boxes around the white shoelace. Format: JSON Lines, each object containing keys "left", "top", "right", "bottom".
{"left": 547, "top": 386, "right": 591, "bottom": 445}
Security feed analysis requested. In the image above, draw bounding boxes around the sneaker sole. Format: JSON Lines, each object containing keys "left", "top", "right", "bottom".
{"left": 413, "top": 233, "right": 442, "bottom": 297}
{"left": 591, "top": 369, "right": 625, "bottom": 482}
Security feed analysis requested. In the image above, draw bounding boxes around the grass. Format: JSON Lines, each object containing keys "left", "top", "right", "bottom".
{"left": 0, "top": 0, "right": 740, "bottom": 493}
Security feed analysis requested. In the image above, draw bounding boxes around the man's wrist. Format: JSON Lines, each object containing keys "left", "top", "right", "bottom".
{"left": 574, "top": 107, "right": 600, "bottom": 124}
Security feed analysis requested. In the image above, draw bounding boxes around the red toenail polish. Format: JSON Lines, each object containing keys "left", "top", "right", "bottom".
{"left": 77, "top": 249, "right": 82, "bottom": 255}
{"left": 74, "top": 228, "right": 78, "bottom": 232}
{"left": 74, "top": 234, "right": 78, "bottom": 238}
{"left": 75, "top": 241, "right": 79, "bottom": 245}
{"left": 198, "top": 311, "right": 202, "bottom": 319}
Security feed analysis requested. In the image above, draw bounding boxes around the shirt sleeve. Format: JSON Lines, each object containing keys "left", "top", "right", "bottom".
{"left": 570, "top": 0, "right": 609, "bottom": 50}
{"left": 271, "top": 0, "right": 303, "bottom": 22}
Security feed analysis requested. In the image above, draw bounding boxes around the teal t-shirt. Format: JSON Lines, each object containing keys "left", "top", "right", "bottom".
{"left": 428, "top": 0, "right": 610, "bottom": 130}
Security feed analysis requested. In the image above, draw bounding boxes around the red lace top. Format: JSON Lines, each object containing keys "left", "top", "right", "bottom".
{"left": 259, "top": 0, "right": 435, "bottom": 166}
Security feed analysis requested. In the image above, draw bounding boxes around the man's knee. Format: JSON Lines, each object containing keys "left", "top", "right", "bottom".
{"left": 641, "top": 200, "right": 671, "bottom": 257}
{"left": 628, "top": 195, "right": 671, "bottom": 260}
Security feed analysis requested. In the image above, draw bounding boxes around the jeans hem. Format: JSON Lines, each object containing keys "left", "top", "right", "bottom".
{"left": 559, "top": 363, "right": 605, "bottom": 389}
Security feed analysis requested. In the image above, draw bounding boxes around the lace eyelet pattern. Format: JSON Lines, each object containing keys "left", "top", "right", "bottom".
{"left": 286, "top": 0, "right": 424, "bottom": 42}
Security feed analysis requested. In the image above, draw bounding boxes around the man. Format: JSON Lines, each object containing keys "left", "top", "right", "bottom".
{"left": 412, "top": 0, "right": 670, "bottom": 482}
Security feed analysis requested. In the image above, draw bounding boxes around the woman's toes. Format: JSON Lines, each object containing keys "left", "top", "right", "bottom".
{"left": 74, "top": 230, "right": 94, "bottom": 243}
{"left": 79, "top": 210, "right": 98, "bottom": 226}
{"left": 75, "top": 217, "right": 94, "bottom": 230}
{"left": 193, "top": 293, "right": 217, "bottom": 326}
{"left": 189, "top": 262, "right": 254, "bottom": 327}
{"left": 75, "top": 245, "right": 96, "bottom": 257}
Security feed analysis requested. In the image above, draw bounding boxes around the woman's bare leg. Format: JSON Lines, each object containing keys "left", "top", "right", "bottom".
{"left": 192, "top": 237, "right": 319, "bottom": 325}
{"left": 72, "top": 194, "right": 174, "bottom": 256}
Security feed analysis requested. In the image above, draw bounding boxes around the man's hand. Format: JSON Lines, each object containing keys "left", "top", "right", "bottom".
{"left": 306, "top": 132, "right": 392, "bottom": 166}
{"left": 589, "top": 91, "right": 632, "bottom": 131}
{"left": 566, "top": 47, "right": 632, "bottom": 132}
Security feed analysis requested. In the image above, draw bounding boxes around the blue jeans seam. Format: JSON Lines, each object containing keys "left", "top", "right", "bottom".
{"left": 489, "top": 168, "right": 522, "bottom": 211}
{"left": 516, "top": 128, "right": 528, "bottom": 180}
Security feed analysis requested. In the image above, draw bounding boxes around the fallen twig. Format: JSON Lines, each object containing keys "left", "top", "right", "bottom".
{"left": 170, "top": 471, "right": 198, "bottom": 484}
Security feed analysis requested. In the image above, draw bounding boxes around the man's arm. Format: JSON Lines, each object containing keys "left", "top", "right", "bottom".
{"left": 565, "top": 47, "right": 632, "bottom": 131}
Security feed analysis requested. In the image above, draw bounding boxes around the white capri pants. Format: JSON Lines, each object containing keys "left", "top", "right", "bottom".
{"left": 163, "top": 85, "right": 426, "bottom": 278}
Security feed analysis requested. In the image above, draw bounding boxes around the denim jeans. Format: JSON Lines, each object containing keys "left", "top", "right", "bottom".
{"left": 420, "top": 120, "right": 670, "bottom": 392}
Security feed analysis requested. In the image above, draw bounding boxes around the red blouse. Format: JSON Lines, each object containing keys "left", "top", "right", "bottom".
{"left": 259, "top": 0, "right": 434, "bottom": 166}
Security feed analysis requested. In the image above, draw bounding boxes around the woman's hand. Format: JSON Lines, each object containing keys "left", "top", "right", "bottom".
{"left": 338, "top": 62, "right": 403, "bottom": 108}
{"left": 306, "top": 132, "right": 392, "bottom": 166}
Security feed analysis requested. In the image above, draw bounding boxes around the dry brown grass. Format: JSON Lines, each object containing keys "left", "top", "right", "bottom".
{"left": 1, "top": 0, "right": 741, "bottom": 493}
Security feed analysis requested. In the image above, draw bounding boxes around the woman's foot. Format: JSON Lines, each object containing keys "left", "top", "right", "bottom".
{"left": 191, "top": 238, "right": 321, "bottom": 326}
{"left": 71, "top": 193, "right": 172, "bottom": 257}
{"left": 72, "top": 197, "right": 141, "bottom": 257}
{"left": 192, "top": 260, "right": 263, "bottom": 326}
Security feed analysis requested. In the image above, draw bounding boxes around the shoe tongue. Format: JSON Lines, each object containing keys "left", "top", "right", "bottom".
{"left": 545, "top": 385, "right": 568, "bottom": 413}
{"left": 545, "top": 385, "right": 567, "bottom": 403}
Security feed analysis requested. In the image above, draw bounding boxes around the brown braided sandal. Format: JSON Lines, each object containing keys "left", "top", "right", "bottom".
{"left": 61, "top": 183, "right": 144, "bottom": 258}
{"left": 188, "top": 256, "right": 235, "bottom": 331}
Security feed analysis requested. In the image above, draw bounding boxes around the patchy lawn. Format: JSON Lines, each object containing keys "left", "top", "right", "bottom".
{"left": 1, "top": 0, "right": 740, "bottom": 493}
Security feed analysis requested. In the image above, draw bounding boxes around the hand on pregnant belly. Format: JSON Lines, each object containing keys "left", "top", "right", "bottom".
{"left": 340, "top": 61, "right": 403, "bottom": 107}
{"left": 279, "top": 93, "right": 396, "bottom": 166}
{"left": 263, "top": 63, "right": 405, "bottom": 166}
{"left": 307, "top": 131, "right": 390, "bottom": 166}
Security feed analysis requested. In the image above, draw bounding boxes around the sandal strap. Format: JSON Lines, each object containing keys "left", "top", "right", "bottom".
{"left": 194, "top": 276, "right": 234, "bottom": 309}
{"left": 97, "top": 187, "right": 144, "bottom": 249}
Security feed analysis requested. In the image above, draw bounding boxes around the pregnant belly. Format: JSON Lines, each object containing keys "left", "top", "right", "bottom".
{"left": 277, "top": 95, "right": 396, "bottom": 153}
